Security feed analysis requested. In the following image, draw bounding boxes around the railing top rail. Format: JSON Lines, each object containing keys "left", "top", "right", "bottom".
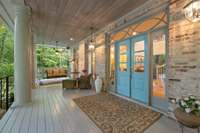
{"left": 0, "top": 75, "right": 14, "bottom": 80}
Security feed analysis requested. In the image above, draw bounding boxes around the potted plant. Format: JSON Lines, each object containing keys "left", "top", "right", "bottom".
{"left": 174, "top": 95, "right": 200, "bottom": 128}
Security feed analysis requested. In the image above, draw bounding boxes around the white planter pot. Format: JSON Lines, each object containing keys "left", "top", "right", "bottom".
{"left": 95, "top": 76, "right": 102, "bottom": 93}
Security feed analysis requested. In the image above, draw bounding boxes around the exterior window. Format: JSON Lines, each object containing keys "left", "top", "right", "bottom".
{"left": 152, "top": 31, "right": 166, "bottom": 98}
{"left": 111, "top": 12, "right": 167, "bottom": 42}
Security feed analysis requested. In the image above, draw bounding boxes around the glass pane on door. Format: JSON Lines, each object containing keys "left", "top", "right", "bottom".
{"left": 120, "top": 54, "right": 127, "bottom": 62}
{"left": 119, "top": 63, "right": 127, "bottom": 72}
{"left": 120, "top": 44, "right": 127, "bottom": 53}
{"left": 119, "top": 44, "right": 128, "bottom": 72}
{"left": 134, "top": 52, "right": 144, "bottom": 72}
{"left": 134, "top": 41, "right": 144, "bottom": 52}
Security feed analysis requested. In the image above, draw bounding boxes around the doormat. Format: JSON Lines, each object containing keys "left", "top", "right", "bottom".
{"left": 73, "top": 93, "right": 161, "bottom": 133}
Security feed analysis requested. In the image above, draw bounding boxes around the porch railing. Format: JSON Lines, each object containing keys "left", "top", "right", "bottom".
{"left": 0, "top": 75, "right": 14, "bottom": 111}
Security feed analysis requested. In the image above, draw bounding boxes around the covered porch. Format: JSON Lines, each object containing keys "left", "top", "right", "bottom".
{"left": 0, "top": 0, "right": 200, "bottom": 133}
{"left": 0, "top": 84, "right": 186, "bottom": 133}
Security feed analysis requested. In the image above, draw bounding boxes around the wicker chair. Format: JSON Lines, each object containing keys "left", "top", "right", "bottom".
{"left": 77, "top": 74, "right": 92, "bottom": 89}
{"left": 62, "top": 79, "right": 77, "bottom": 89}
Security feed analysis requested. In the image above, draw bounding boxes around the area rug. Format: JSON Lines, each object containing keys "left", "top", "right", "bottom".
{"left": 73, "top": 93, "right": 161, "bottom": 133}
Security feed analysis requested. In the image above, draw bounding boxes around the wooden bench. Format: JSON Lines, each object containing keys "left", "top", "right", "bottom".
{"left": 45, "top": 68, "right": 67, "bottom": 78}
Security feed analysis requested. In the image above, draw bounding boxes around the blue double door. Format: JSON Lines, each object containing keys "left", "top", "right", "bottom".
{"left": 116, "top": 34, "right": 149, "bottom": 104}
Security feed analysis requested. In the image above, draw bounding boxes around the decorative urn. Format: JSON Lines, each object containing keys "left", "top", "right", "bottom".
{"left": 174, "top": 108, "right": 200, "bottom": 128}
{"left": 95, "top": 75, "right": 102, "bottom": 93}
{"left": 174, "top": 95, "right": 200, "bottom": 128}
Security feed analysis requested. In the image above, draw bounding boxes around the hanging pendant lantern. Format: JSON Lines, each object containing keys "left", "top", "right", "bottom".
{"left": 89, "top": 27, "right": 95, "bottom": 51}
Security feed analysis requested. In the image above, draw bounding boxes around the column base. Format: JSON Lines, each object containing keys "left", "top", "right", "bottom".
{"left": 10, "top": 101, "right": 32, "bottom": 109}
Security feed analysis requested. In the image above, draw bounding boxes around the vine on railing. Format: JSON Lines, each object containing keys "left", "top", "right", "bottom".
{"left": 0, "top": 75, "right": 14, "bottom": 111}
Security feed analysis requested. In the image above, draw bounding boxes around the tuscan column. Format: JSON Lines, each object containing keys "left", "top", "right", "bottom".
{"left": 104, "top": 33, "right": 111, "bottom": 91}
{"left": 13, "top": 5, "right": 32, "bottom": 106}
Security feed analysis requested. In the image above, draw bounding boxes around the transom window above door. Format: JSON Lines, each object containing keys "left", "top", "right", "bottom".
{"left": 111, "top": 12, "right": 167, "bottom": 42}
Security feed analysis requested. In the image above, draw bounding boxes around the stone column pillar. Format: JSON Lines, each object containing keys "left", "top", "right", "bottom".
{"left": 104, "top": 33, "right": 111, "bottom": 91}
{"left": 13, "top": 5, "right": 32, "bottom": 106}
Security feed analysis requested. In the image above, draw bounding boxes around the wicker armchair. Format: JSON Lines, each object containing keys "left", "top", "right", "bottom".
{"left": 78, "top": 74, "right": 92, "bottom": 89}
{"left": 62, "top": 79, "right": 77, "bottom": 89}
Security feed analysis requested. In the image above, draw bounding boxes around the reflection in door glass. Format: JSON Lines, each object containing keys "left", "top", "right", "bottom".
{"left": 134, "top": 52, "right": 144, "bottom": 72}
{"left": 120, "top": 44, "right": 127, "bottom": 53}
{"left": 119, "top": 63, "right": 127, "bottom": 72}
{"left": 119, "top": 44, "right": 128, "bottom": 72}
{"left": 134, "top": 41, "right": 144, "bottom": 52}
{"left": 120, "top": 54, "right": 127, "bottom": 62}
{"left": 133, "top": 41, "right": 145, "bottom": 72}
{"left": 152, "top": 32, "right": 166, "bottom": 98}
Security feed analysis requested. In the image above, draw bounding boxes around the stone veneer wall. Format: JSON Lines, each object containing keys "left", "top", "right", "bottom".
{"left": 168, "top": 0, "right": 200, "bottom": 98}
{"left": 78, "top": 43, "right": 86, "bottom": 71}
{"left": 95, "top": 45, "right": 105, "bottom": 78}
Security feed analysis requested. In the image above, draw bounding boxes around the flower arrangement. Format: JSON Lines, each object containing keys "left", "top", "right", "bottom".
{"left": 179, "top": 95, "right": 200, "bottom": 116}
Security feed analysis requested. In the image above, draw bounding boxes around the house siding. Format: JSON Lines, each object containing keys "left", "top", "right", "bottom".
{"left": 77, "top": 0, "right": 200, "bottom": 103}
{"left": 94, "top": 45, "right": 106, "bottom": 78}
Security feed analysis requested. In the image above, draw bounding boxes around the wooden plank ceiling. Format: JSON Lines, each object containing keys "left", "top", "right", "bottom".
{"left": 25, "top": 0, "right": 147, "bottom": 45}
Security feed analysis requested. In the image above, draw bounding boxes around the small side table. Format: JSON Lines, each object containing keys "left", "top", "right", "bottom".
{"left": 178, "top": 121, "right": 200, "bottom": 133}
{"left": 174, "top": 108, "right": 200, "bottom": 133}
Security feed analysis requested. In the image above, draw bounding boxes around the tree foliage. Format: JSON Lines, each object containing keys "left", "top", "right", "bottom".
{"left": 0, "top": 23, "right": 14, "bottom": 77}
{"left": 36, "top": 45, "right": 70, "bottom": 68}
{"left": 0, "top": 23, "right": 70, "bottom": 79}
{"left": 36, "top": 45, "right": 70, "bottom": 78}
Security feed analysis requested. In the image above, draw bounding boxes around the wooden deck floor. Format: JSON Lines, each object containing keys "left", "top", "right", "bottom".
{"left": 0, "top": 84, "right": 196, "bottom": 133}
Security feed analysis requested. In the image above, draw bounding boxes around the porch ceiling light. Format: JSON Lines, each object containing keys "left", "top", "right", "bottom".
{"left": 132, "top": 32, "right": 137, "bottom": 36}
{"left": 184, "top": 0, "right": 200, "bottom": 22}
{"left": 89, "top": 26, "right": 95, "bottom": 51}
{"left": 89, "top": 44, "right": 95, "bottom": 50}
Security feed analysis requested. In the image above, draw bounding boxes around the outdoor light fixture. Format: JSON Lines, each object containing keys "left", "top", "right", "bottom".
{"left": 89, "top": 44, "right": 95, "bottom": 50}
{"left": 70, "top": 37, "right": 74, "bottom": 41}
{"left": 132, "top": 32, "right": 137, "bottom": 36}
{"left": 184, "top": 0, "right": 200, "bottom": 22}
{"left": 89, "top": 27, "right": 95, "bottom": 51}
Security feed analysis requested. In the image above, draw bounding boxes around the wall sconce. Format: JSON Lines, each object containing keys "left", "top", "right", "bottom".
{"left": 184, "top": 0, "right": 200, "bottom": 22}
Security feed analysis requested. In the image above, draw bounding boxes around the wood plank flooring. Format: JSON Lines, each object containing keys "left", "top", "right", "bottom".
{"left": 0, "top": 84, "right": 101, "bottom": 133}
{"left": 0, "top": 84, "right": 197, "bottom": 133}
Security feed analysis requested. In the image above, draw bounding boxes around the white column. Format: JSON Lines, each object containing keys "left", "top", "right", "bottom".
{"left": 14, "top": 5, "right": 32, "bottom": 106}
